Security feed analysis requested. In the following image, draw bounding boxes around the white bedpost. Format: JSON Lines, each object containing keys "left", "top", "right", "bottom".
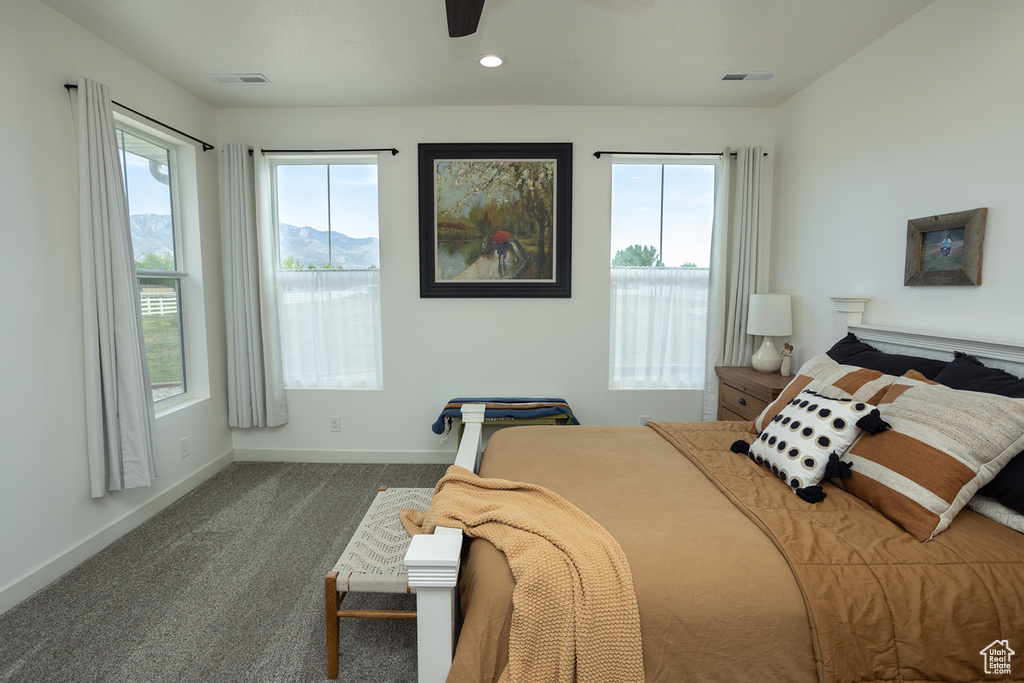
{"left": 405, "top": 531, "right": 462, "bottom": 683}
{"left": 451, "top": 403, "right": 487, "bottom": 472}
{"left": 830, "top": 296, "right": 870, "bottom": 339}
{"left": 405, "top": 403, "right": 487, "bottom": 683}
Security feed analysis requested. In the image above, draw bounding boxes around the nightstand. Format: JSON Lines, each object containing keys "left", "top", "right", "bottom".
{"left": 714, "top": 366, "right": 792, "bottom": 422}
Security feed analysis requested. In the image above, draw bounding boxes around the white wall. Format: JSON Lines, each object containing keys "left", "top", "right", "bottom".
{"left": 219, "top": 106, "right": 776, "bottom": 461}
{"left": 0, "top": 0, "right": 232, "bottom": 611}
{"left": 773, "top": 0, "right": 1024, "bottom": 360}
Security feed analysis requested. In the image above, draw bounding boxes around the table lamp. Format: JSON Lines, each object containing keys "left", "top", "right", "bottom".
{"left": 746, "top": 294, "right": 792, "bottom": 373}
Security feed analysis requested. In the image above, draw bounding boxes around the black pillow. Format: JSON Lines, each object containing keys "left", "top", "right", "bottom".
{"left": 978, "top": 455, "right": 1024, "bottom": 514}
{"left": 932, "top": 352, "right": 1024, "bottom": 397}
{"left": 934, "top": 353, "right": 1024, "bottom": 514}
{"left": 826, "top": 332, "right": 949, "bottom": 379}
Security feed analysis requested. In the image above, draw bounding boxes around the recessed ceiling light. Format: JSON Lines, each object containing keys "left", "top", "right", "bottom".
{"left": 478, "top": 54, "right": 504, "bottom": 68}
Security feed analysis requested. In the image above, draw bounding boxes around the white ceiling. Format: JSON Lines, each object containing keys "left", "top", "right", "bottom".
{"left": 39, "top": 0, "right": 934, "bottom": 109}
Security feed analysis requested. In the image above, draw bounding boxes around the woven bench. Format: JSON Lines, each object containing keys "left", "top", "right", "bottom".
{"left": 325, "top": 486, "right": 433, "bottom": 679}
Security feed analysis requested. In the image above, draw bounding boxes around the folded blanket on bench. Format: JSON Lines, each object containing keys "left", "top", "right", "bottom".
{"left": 430, "top": 397, "right": 579, "bottom": 435}
{"left": 401, "top": 465, "right": 643, "bottom": 683}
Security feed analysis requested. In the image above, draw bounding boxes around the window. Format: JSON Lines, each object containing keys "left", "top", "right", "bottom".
{"left": 271, "top": 158, "right": 384, "bottom": 389}
{"left": 609, "top": 160, "right": 717, "bottom": 389}
{"left": 116, "top": 126, "right": 187, "bottom": 403}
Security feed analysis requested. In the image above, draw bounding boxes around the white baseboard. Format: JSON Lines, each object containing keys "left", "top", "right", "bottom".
{"left": 0, "top": 449, "right": 235, "bottom": 616}
{"left": 233, "top": 447, "right": 455, "bottom": 465}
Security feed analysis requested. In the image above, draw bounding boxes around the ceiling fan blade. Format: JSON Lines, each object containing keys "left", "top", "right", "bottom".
{"left": 446, "top": 0, "right": 485, "bottom": 38}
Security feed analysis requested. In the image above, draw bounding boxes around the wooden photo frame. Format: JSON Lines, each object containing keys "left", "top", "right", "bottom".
{"left": 904, "top": 207, "right": 987, "bottom": 286}
{"left": 418, "top": 142, "right": 572, "bottom": 298}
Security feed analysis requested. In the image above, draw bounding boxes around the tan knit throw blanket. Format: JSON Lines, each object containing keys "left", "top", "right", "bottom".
{"left": 402, "top": 465, "right": 644, "bottom": 683}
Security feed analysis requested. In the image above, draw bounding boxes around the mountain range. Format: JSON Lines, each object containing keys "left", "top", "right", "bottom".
{"left": 130, "top": 214, "right": 380, "bottom": 269}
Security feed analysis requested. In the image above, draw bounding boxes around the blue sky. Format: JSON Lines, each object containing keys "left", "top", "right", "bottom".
{"left": 275, "top": 164, "right": 380, "bottom": 239}
{"left": 122, "top": 152, "right": 171, "bottom": 216}
{"left": 122, "top": 152, "right": 381, "bottom": 241}
{"left": 611, "top": 163, "right": 715, "bottom": 267}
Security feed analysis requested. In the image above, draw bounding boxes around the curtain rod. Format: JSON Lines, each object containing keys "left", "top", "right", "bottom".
{"left": 64, "top": 83, "right": 214, "bottom": 152}
{"left": 252, "top": 148, "right": 399, "bottom": 156}
{"left": 593, "top": 150, "right": 768, "bottom": 159}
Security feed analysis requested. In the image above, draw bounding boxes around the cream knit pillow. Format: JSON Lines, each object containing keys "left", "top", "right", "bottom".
{"left": 844, "top": 373, "right": 1024, "bottom": 541}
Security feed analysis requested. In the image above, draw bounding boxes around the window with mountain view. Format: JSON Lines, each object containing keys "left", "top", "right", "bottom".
{"left": 609, "top": 160, "right": 717, "bottom": 389}
{"left": 272, "top": 159, "right": 383, "bottom": 389}
{"left": 116, "top": 126, "right": 186, "bottom": 403}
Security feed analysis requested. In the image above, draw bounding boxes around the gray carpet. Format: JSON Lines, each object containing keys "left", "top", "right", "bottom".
{"left": 0, "top": 462, "right": 449, "bottom": 683}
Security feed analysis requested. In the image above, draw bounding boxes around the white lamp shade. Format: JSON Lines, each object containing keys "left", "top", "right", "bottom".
{"left": 746, "top": 294, "right": 793, "bottom": 337}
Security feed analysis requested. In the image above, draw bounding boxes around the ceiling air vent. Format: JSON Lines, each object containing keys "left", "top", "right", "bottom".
{"left": 722, "top": 72, "right": 775, "bottom": 82}
{"left": 209, "top": 73, "right": 271, "bottom": 85}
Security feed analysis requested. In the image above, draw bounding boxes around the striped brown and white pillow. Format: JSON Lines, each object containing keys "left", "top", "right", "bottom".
{"left": 844, "top": 372, "right": 1024, "bottom": 542}
{"left": 752, "top": 354, "right": 898, "bottom": 433}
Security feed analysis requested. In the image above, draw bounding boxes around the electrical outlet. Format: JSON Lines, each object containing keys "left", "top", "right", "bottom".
{"left": 180, "top": 437, "right": 191, "bottom": 458}
{"left": 639, "top": 415, "right": 651, "bottom": 426}
{"left": 329, "top": 416, "right": 341, "bottom": 432}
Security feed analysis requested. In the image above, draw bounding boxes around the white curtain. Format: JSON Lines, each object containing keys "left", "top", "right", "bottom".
{"left": 610, "top": 267, "right": 710, "bottom": 389}
{"left": 220, "top": 144, "right": 288, "bottom": 427}
{"left": 276, "top": 269, "right": 384, "bottom": 389}
{"left": 76, "top": 77, "right": 159, "bottom": 498}
{"left": 702, "top": 146, "right": 767, "bottom": 420}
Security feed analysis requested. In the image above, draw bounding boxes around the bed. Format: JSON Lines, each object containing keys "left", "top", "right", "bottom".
{"left": 404, "top": 322, "right": 1024, "bottom": 683}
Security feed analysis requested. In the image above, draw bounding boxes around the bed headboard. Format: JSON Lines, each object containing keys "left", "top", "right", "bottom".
{"left": 829, "top": 297, "right": 1024, "bottom": 377}
{"left": 848, "top": 323, "right": 1024, "bottom": 378}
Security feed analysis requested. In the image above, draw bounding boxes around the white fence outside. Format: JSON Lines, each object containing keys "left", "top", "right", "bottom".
{"left": 140, "top": 293, "right": 178, "bottom": 316}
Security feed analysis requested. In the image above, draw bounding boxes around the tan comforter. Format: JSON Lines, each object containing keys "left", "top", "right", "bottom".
{"left": 652, "top": 421, "right": 1024, "bottom": 682}
{"left": 404, "top": 465, "right": 644, "bottom": 683}
{"left": 451, "top": 422, "right": 818, "bottom": 683}
{"left": 449, "top": 421, "right": 1024, "bottom": 683}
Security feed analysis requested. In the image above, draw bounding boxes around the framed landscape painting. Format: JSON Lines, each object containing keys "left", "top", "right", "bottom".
{"left": 904, "top": 207, "right": 986, "bottom": 286}
{"left": 418, "top": 142, "right": 572, "bottom": 297}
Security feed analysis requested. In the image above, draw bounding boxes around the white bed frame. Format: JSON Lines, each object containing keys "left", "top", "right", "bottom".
{"left": 404, "top": 300, "right": 1024, "bottom": 683}
{"left": 404, "top": 403, "right": 486, "bottom": 683}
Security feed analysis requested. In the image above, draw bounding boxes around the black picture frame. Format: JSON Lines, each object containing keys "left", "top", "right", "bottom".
{"left": 904, "top": 207, "right": 986, "bottom": 286}
{"left": 418, "top": 142, "right": 572, "bottom": 298}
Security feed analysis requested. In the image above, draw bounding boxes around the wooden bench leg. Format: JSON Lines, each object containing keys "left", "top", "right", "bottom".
{"left": 326, "top": 571, "right": 341, "bottom": 679}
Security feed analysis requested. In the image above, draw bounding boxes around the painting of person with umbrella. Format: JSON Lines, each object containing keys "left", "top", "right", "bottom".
{"left": 492, "top": 230, "right": 512, "bottom": 275}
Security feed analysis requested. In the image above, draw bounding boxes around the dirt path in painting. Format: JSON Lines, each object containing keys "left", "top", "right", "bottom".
{"left": 453, "top": 253, "right": 500, "bottom": 280}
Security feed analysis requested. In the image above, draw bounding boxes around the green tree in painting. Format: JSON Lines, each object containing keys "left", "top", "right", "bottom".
{"left": 436, "top": 160, "right": 556, "bottom": 278}
{"left": 612, "top": 245, "right": 663, "bottom": 267}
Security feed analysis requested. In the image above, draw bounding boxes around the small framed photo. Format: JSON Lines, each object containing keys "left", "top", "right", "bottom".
{"left": 418, "top": 142, "right": 572, "bottom": 298}
{"left": 904, "top": 207, "right": 986, "bottom": 286}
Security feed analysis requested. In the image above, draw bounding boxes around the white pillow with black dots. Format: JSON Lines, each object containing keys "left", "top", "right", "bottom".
{"left": 743, "top": 389, "right": 877, "bottom": 502}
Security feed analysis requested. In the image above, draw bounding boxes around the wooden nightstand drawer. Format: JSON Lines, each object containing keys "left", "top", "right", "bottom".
{"left": 714, "top": 366, "right": 792, "bottom": 424}
{"left": 719, "top": 383, "right": 767, "bottom": 421}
